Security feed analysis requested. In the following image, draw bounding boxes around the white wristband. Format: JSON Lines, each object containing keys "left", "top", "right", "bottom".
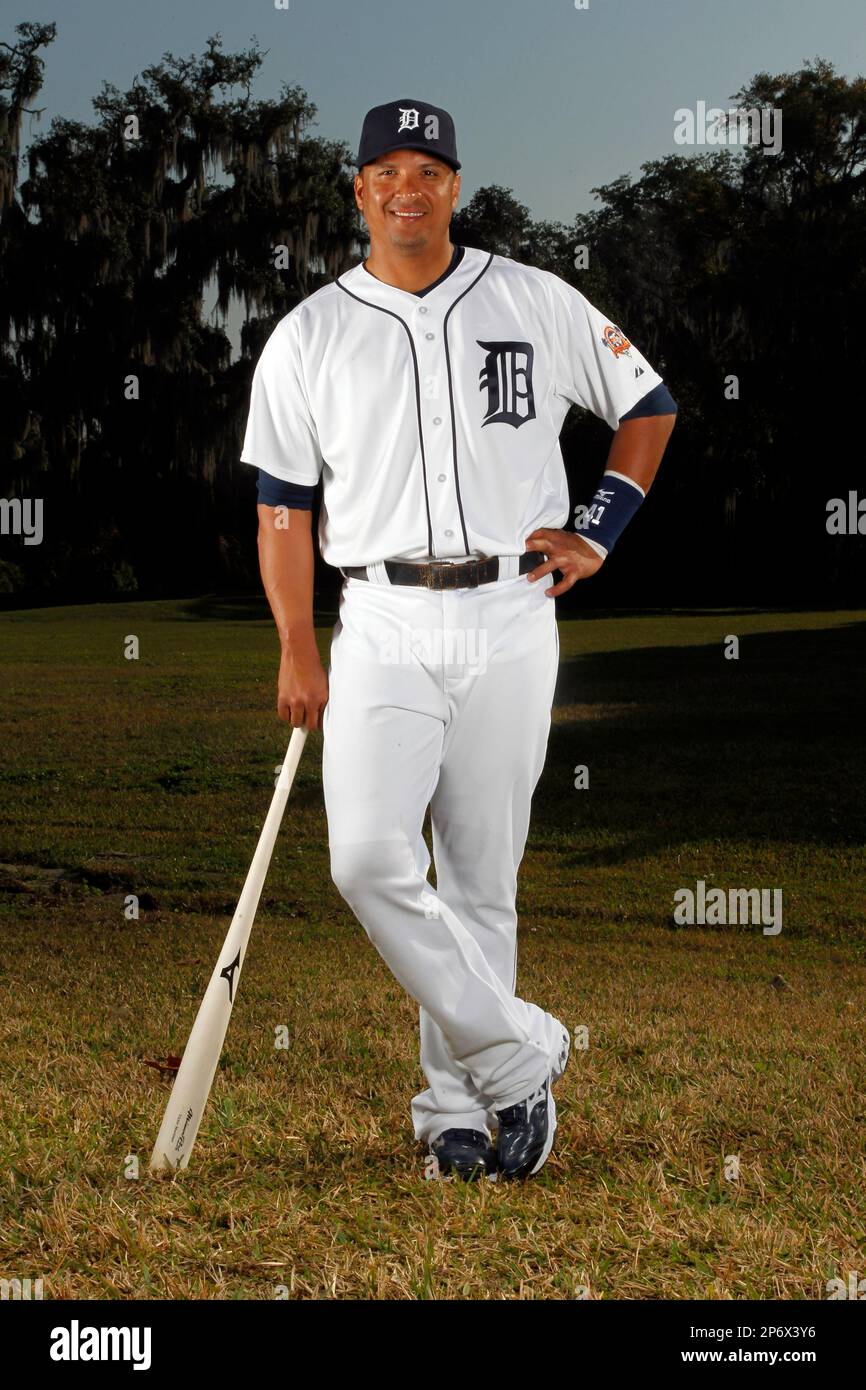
{"left": 578, "top": 534, "right": 608, "bottom": 560}
{"left": 603, "top": 468, "right": 645, "bottom": 498}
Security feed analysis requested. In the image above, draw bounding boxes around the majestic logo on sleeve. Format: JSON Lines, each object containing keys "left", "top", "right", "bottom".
{"left": 601, "top": 325, "right": 632, "bottom": 358}
{"left": 477, "top": 340, "right": 536, "bottom": 428}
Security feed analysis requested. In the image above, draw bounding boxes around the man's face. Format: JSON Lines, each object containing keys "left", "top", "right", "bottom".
{"left": 354, "top": 148, "right": 460, "bottom": 252}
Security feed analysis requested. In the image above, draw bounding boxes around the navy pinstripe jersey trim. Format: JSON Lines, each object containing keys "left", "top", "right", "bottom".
{"left": 332, "top": 246, "right": 488, "bottom": 558}
{"left": 442, "top": 253, "right": 495, "bottom": 555}
{"left": 334, "top": 282, "right": 434, "bottom": 555}
{"left": 254, "top": 253, "right": 467, "bottom": 512}
{"left": 253, "top": 247, "right": 480, "bottom": 521}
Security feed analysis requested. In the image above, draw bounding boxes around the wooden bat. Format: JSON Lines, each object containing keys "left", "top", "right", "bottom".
{"left": 149, "top": 725, "right": 309, "bottom": 1174}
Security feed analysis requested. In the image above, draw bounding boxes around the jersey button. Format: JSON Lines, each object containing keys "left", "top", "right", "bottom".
{"left": 424, "top": 332, "right": 435, "bottom": 340}
{"left": 433, "top": 416, "right": 442, "bottom": 425}
{"left": 418, "top": 306, "right": 429, "bottom": 314}
{"left": 437, "top": 473, "right": 446, "bottom": 482}
{"left": 444, "top": 529, "right": 454, "bottom": 537}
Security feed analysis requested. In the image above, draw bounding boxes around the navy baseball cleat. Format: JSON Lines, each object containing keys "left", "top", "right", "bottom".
{"left": 429, "top": 1128, "right": 497, "bottom": 1180}
{"left": 495, "top": 1027, "right": 570, "bottom": 1180}
{"left": 495, "top": 1078, "right": 556, "bottom": 1180}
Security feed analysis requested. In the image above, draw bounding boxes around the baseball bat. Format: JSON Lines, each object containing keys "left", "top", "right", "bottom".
{"left": 148, "top": 724, "right": 309, "bottom": 1174}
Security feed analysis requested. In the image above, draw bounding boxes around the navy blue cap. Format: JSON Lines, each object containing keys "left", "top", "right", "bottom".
{"left": 356, "top": 98, "right": 461, "bottom": 173}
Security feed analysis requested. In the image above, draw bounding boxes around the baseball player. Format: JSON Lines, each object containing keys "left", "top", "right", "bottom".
{"left": 241, "top": 99, "right": 677, "bottom": 1181}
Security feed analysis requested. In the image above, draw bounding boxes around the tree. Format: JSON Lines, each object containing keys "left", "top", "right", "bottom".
{"left": 1, "top": 26, "right": 360, "bottom": 599}
{"left": 2, "top": 41, "right": 863, "bottom": 605}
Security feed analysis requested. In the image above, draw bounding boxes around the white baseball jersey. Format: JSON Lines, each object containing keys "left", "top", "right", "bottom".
{"left": 239, "top": 246, "right": 664, "bottom": 568}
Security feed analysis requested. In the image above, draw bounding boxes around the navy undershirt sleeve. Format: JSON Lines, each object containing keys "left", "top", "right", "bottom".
{"left": 256, "top": 469, "right": 317, "bottom": 509}
{"left": 619, "top": 382, "right": 678, "bottom": 421}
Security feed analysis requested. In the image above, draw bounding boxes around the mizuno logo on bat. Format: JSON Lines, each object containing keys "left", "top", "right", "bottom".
{"left": 478, "top": 340, "right": 536, "bottom": 428}
{"left": 220, "top": 949, "right": 241, "bottom": 1002}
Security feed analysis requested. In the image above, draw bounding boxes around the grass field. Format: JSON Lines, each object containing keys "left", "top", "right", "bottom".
{"left": 1, "top": 598, "right": 865, "bottom": 1299}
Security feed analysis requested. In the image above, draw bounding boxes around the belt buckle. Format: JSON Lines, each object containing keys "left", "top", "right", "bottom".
{"left": 421, "top": 560, "right": 448, "bottom": 589}
{"left": 429, "top": 561, "right": 456, "bottom": 590}
{"left": 427, "top": 559, "right": 478, "bottom": 590}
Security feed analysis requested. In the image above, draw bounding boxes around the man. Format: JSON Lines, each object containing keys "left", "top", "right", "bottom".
{"left": 240, "top": 99, "right": 676, "bottom": 1181}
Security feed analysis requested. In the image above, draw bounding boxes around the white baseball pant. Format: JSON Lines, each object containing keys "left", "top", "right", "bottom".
{"left": 322, "top": 560, "right": 563, "bottom": 1145}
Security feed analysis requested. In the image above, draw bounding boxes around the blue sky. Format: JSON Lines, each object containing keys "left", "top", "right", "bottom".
{"left": 5, "top": 0, "right": 863, "bottom": 222}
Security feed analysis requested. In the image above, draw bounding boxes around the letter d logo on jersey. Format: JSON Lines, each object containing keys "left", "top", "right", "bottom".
{"left": 478, "top": 340, "right": 536, "bottom": 429}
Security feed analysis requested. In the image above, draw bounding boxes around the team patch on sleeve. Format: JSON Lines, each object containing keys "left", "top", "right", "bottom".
{"left": 601, "top": 325, "right": 632, "bottom": 359}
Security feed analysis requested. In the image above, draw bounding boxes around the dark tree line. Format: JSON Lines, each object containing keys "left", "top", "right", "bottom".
{"left": 1, "top": 23, "right": 864, "bottom": 608}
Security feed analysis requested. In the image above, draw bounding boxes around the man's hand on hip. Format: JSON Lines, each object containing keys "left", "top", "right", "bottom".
{"left": 524, "top": 529, "right": 605, "bottom": 597}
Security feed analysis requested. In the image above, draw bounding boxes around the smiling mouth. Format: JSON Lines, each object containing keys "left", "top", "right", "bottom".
{"left": 390, "top": 209, "right": 427, "bottom": 220}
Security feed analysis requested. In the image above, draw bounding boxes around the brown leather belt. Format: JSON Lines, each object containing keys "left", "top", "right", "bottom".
{"left": 340, "top": 552, "right": 545, "bottom": 590}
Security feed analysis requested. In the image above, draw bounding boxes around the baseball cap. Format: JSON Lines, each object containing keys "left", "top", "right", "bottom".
{"left": 355, "top": 98, "right": 461, "bottom": 173}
